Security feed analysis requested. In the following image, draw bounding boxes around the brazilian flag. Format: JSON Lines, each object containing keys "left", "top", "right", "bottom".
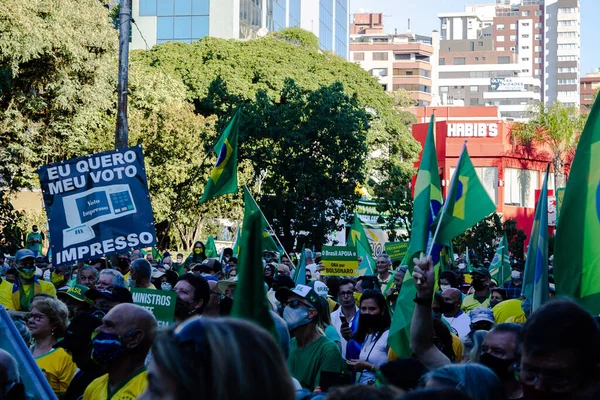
{"left": 199, "top": 108, "right": 241, "bottom": 204}
{"left": 433, "top": 144, "right": 496, "bottom": 243}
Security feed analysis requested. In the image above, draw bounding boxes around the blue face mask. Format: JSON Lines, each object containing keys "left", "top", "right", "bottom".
{"left": 283, "top": 306, "right": 314, "bottom": 331}
{"left": 91, "top": 331, "right": 133, "bottom": 365}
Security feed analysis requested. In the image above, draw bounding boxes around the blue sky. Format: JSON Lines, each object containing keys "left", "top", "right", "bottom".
{"left": 350, "top": 0, "right": 599, "bottom": 76}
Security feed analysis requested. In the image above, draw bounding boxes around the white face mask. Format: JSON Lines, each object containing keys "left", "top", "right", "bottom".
{"left": 440, "top": 284, "right": 451, "bottom": 292}
{"left": 161, "top": 282, "right": 173, "bottom": 291}
{"left": 511, "top": 270, "right": 522, "bottom": 280}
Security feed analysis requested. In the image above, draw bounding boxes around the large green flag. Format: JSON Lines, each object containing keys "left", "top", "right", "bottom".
{"left": 205, "top": 235, "right": 218, "bottom": 258}
{"left": 242, "top": 186, "right": 280, "bottom": 253}
{"left": 555, "top": 95, "right": 600, "bottom": 314}
{"left": 389, "top": 116, "right": 442, "bottom": 358}
{"left": 292, "top": 244, "right": 307, "bottom": 285}
{"left": 433, "top": 144, "right": 496, "bottom": 243}
{"left": 231, "top": 208, "right": 277, "bottom": 339}
{"left": 199, "top": 108, "right": 241, "bottom": 204}
{"left": 151, "top": 247, "right": 163, "bottom": 262}
{"left": 489, "top": 232, "right": 511, "bottom": 284}
{"left": 523, "top": 165, "right": 550, "bottom": 313}
{"left": 348, "top": 213, "right": 375, "bottom": 276}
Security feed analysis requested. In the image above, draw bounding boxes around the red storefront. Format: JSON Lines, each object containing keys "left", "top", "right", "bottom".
{"left": 411, "top": 106, "right": 559, "bottom": 242}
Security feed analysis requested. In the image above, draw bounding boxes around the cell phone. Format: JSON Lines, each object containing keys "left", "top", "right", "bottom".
{"left": 319, "top": 371, "right": 352, "bottom": 392}
{"left": 340, "top": 315, "right": 347, "bottom": 325}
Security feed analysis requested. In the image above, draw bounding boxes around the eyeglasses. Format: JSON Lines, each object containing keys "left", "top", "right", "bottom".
{"left": 285, "top": 299, "right": 312, "bottom": 309}
{"left": 339, "top": 291, "right": 355, "bottom": 297}
{"left": 27, "top": 313, "right": 46, "bottom": 322}
{"left": 515, "top": 366, "right": 580, "bottom": 393}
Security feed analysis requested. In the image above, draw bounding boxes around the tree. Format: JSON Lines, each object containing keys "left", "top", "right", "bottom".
{"left": 271, "top": 27, "right": 319, "bottom": 50}
{"left": 452, "top": 213, "right": 503, "bottom": 263}
{"left": 510, "top": 102, "right": 586, "bottom": 187}
{"left": 372, "top": 166, "right": 414, "bottom": 241}
{"left": 0, "top": 191, "right": 25, "bottom": 254}
{"left": 503, "top": 218, "right": 527, "bottom": 260}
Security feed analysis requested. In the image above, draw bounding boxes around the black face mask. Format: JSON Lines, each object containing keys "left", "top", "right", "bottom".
{"left": 440, "top": 301, "right": 455, "bottom": 314}
{"left": 360, "top": 313, "right": 384, "bottom": 330}
{"left": 174, "top": 297, "right": 196, "bottom": 319}
{"left": 479, "top": 352, "right": 515, "bottom": 381}
{"left": 472, "top": 278, "right": 486, "bottom": 291}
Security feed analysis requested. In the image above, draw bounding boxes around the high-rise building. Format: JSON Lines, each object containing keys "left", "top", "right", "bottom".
{"left": 349, "top": 14, "right": 438, "bottom": 106}
{"left": 580, "top": 71, "right": 600, "bottom": 111}
{"left": 131, "top": 0, "right": 350, "bottom": 59}
{"left": 436, "top": 0, "right": 580, "bottom": 120}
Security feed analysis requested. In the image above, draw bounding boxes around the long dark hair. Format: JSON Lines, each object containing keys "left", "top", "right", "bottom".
{"left": 353, "top": 290, "right": 391, "bottom": 343}
{"left": 432, "top": 319, "right": 456, "bottom": 362}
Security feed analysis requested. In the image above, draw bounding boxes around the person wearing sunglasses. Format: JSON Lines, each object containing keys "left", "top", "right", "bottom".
{"left": 138, "top": 317, "right": 294, "bottom": 400}
{"left": 275, "top": 284, "right": 347, "bottom": 391}
{"left": 28, "top": 296, "right": 77, "bottom": 398}
{"left": 83, "top": 303, "right": 157, "bottom": 400}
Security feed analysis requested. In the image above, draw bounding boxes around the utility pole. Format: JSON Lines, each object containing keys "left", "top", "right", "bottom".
{"left": 115, "top": 0, "right": 131, "bottom": 149}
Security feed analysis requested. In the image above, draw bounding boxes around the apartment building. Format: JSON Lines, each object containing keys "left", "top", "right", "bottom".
{"left": 349, "top": 14, "right": 438, "bottom": 106}
{"left": 130, "top": 0, "right": 350, "bottom": 59}
{"left": 436, "top": 0, "right": 580, "bottom": 120}
{"left": 580, "top": 71, "right": 600, "bottom": 111}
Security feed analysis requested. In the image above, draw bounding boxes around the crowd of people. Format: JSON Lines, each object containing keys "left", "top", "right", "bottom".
{"left": 0, "top": 227, "right": 599, "bottom": 400}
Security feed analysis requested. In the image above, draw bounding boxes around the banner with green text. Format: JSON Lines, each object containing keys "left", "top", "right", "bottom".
{"left": 131, "top": 288, "right": 177, "bottom": 329}
{"left": 384, "top": 242, "right": 409, "bottom": 262}
{"left": 321, "top": 246, "right": 359, "bottom": 276}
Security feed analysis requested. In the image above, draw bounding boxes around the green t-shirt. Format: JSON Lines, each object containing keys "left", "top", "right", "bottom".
{"left": 288, "top": 335, "right": 347, "bottom": 390}
{"left": 27, "top": 232, "right": 43, "bottom": 253}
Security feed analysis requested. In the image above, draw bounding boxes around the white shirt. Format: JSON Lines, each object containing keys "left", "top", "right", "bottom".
{"left": 330, "top": 306, "right": 358, "bottom": 358}
{"left": 358, "top": 330, "right": 389, "bottom": 384}
{"left": 442, "top": 311, "right": 471, "bottom": 340}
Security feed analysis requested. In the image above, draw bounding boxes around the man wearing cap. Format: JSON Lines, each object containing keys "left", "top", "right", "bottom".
{"left": 462, "top": 268, "right": 492, "bottom": 313}
{"left": 276, "top": 284, "right": 347, "bottom": 391}
{"left": 86, "top": 287, "right": 134, "bottom": 316}
{"left": 57, "top": 284, "right": 92, "bottom": 320}
{"left": 502, "top": 263, "right": 524, "bottom": 300}
{"left": 309, "top": 280, "right": 338, "bottom": 314}
{"left": 54, "top": 314, "right": 104, "bottom": 400}
{"left": 469, "top": 308, "right": 495, "bottom": 333}
{"left": 26, "top": 225, "right": 44, "bottom": 256}
{"left": 83, "top": 304, "right": 157, "bottom": 400}
{"left": 130, "top": 259, "right": 155, "bottom": 290}
{"left": 10, "top": 249, "right": 56, "bottom": 312}
{"left": 193, "top": 258, "right": 223, "bottom": 278}
{"left": 441, "top": 288, "right": 471, "bottom": 340}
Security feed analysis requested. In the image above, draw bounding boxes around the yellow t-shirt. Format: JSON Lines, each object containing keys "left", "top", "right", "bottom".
{"left": 123, "top": 271, "right": 131, "bottom": 283}
{"left": 326, "top": 297, "right": 338, "bottom": 313}
{"left": 492, "top": 299, "right": 524, "bottom": 324}
{"left": 0, "top": 279, "right": 14, "bottom": 310}
{"left": 461, "top": 293, "right": 490, "bottom": 313}
{"left": 451, "top": 333, "right": 463, "bottom": 363}
{"left": 83, "top": 368, "right": 147, "bottom": 400}
{"left": 23, "top": 280, "right": 57, "bottom": 298}
{"left": 505, "top": 314, "right": 527, "bottom": 325}
{"left": 35, "top": 348, "right": 77, "bottom": 396}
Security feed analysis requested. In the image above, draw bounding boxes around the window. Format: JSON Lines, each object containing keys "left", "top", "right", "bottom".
{"left": 373, "top": 52, "right": 388, "bottom": 61}
{"left": 558, "top": 44, "right": 577, "bottom": 50}
{"left": 558, "top": 32, "right": 577, "bottom": 38}
{"left": 558, "top": 20, "right": 577, "bottom": 26}
{"left": 558, "top": 79, "right": 577, "bottom": 85}
{"left": 451, "top": 167, "right": 498, "bottom": 205}
{"left": 522, "top": 22, "right": 530, "bottom": 26}
{"left": 497, "top": 47, "right": 505, "bottom": 51}
{"left": 534, "top": 57, "right": 542, "bottom": 63}
{"left": 558, "top": 67, "right": 577, "bottom": 73}
{"left": 535, "top": 10, "right": 542, "bottom": 16}
{"left": 510, "top": 35, "right": 516, "bottom": 41}
{"left": 470, "top": 42, "right": 475, "bottom": 51}
{"left": 158, "top": 0, "right": 174, "bottom": 15}
{"left": 453, "top": 57, "right": 466, "bottom": 65}
{"left": 497, "top": 36, "right": 505, "bottom": 42}
{"left": 522, "top": 46, "right": 530, "bottom": 50}
{"left": 439, "top": 58, "right": 445, "bottom": 65}
{"left": 535, "top": 46, "right": 542, "bottom": 52}
{"left": 395, "top": 53, "right": 411, "bottom": 60}
{"left": 522, "top": 11, "right": 529, "bottom": 16}
{"left": 470, "top": 86, "right": 479, "bottom": 92}
{"left": 558, "top": 55, "right": 577, "bottom": 61}
{"left": 522, "top": 34, "right": 530, "bottom": 38}
{"left": 478, "top": 41, "right": 483, "bottom": 46}
{"left": 535, "top": 22, "right": 542, "bottom": 28}
{"left": 498, "top": 56, "right": 510, "bottom": 64}
{"left": 440, "top": 86, "right": 449, "bottom": 92}
{"left": 353, "top": 52, "right": 364, "bottom": 61}
{"left": 497, "top": 24, "right": 505, "bottom": 30}
{"left": 140, "top": 0, "right": 157, "bottom": 15}
{"left": 510, "top": 24, "right": 516, "bottom": 30}
{"left": 534, "top": 34, "right": 542, "bottom": 40}
{"left": 558, "top": 7, "right": 577, "bottom": 13}
{"left": 534, "top": 69, "right": 541, "bottom": 76}
{"left": 505, "top": 168, "right": 538, "bottom": 208}
{"left": 372, "top": 68, "right": 388, "bottom": 77}
{"left": 522, "top": 57, "right": 530, "bottom": 62}
{"left": 470, "top": 98, "right": 480, "bottom": 106}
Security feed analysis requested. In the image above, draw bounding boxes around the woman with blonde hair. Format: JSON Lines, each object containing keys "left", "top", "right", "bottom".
{"left": 139, "top": 317, "right": 295, "bottom": 400}
{"left": 28, "top": 296, "right": 77, "bottom": 397}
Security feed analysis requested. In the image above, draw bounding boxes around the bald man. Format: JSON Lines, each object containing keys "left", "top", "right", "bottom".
{"left": 0, "top": 349, "right": 22, "bottom": 397}
{"left": 83, "top": 303, "right": 157, "bottom": 400}
{"left": 441, "top": 288, "right": 470, "bottom": 340}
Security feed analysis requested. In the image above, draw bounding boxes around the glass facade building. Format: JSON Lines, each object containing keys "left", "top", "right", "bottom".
{"left": 139, "top": 0, "right": 209, "bottom": 44}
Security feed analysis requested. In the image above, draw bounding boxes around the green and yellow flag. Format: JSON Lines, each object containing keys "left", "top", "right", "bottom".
{"left": 199, "top": 108, "right": 241, "bottom": 205}
{"left": 555, "top": 95, "right": 600, "bottom": 314}
{"left": 292, "top": 244, "right": 307, "bottom": 285}
{"left": 205, "top": 235, "right": 218, "bottom": 258}
{"left": 388, "top": 115, "right": 442, "bottom": 358}
{"left": 242, "top": 186, "right": 280, "bottom": 253}
{"left": 489, "top": 232, "right": 510, "bottom": 284}
{"left": 231, "top": 210, "right": 277, "bottom": 340}
{"left": 349, "top": 213, "right": 375, "bottom": 276}
{"left": 433, "top": 144, "right": 496, "bottom": 243}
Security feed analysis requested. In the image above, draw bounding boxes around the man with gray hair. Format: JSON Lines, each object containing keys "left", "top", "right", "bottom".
{"left": 77, "top": 265, "right": 98, "bottom": 290}
{"left": 130, "top": 259, "right": 155, "bottom": 290}
{"left": 376, "top": 254, "right": 392, "bottom": 291}
{"left": 96, "top": 269, "right": 127, "bottom": 291}
{"left": 0, "top": 348, "right": 23, "bottom": 399}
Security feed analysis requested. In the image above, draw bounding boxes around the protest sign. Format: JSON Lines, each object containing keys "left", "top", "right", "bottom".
{"left": 131, "top": 288, "right": 177, "bottom": 328}
{"left": 38, "top": 146, "right": 156, "bottom": 266}
{"left": 384, "top": 241, "right": 409, "bottom": 262}
{"left": 321, "top": 246, "right": 359, "bottom": 276}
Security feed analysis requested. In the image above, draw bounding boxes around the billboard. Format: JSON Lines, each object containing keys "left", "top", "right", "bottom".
{"left": 490, "top": 77, "right": 525, "bottom": 92}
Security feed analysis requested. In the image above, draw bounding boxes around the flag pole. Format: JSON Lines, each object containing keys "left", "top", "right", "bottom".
{"left": 427, "top": 141, "right": 468, "bottom": 257}
{"left": 243, "top": 185, "right": 295, "bottom": 267}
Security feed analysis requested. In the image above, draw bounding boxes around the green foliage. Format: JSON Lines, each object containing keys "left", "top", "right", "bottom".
{"left": 453, "top": 213, "right": 503, "bottom": 262}
{"left": 271, "top": 27, "right": 319, "bottom": 50}
{"left": 510, "top": 101, "right": 587, "bottom": 187}
{"left": 0, "top": 192, "right": 26, "bottom": 254}
{"left": 0, "top": 0, "right": 118, "bottom": 190}
{"left": 372, "top": 166, "right": 414, "bottom": 241}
